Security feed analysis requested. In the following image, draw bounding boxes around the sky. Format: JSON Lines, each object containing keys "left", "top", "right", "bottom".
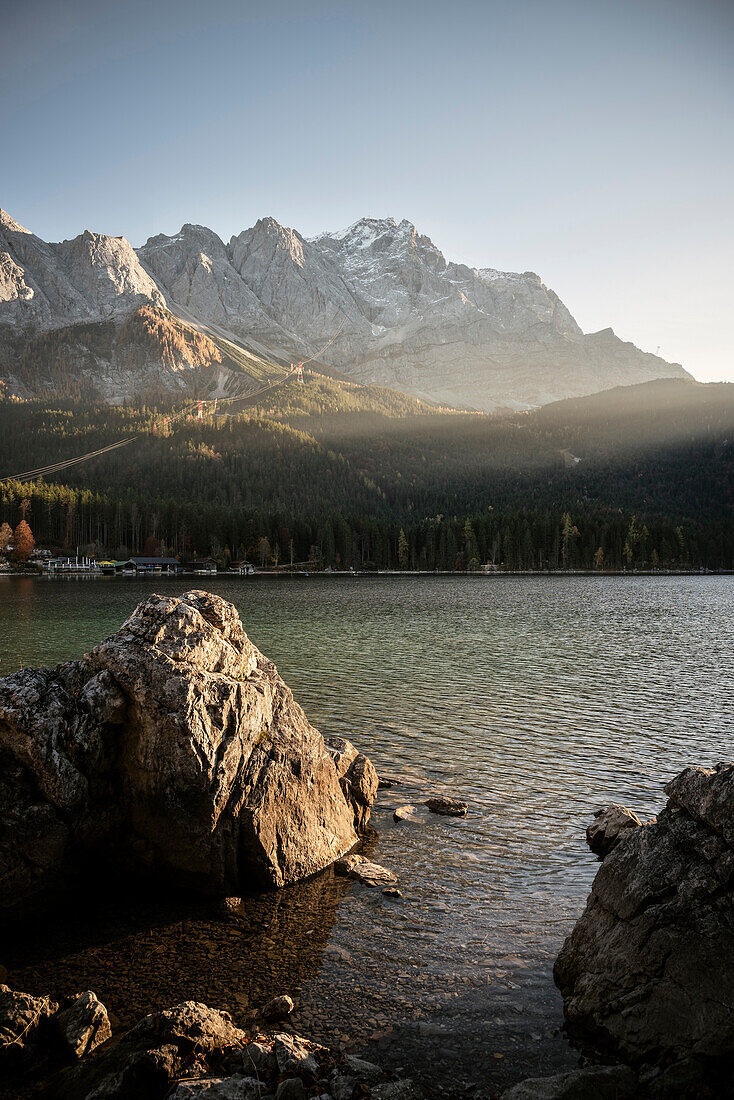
{"left": 1, "top": 0, "right": 732, "bottom": 382}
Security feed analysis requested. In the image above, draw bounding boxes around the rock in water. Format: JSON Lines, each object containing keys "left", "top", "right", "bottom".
{"left": 0, "top": 591, "right": 376, "bottom": 905}
{"left": 555, "top": 763, "right": 734, "bottom": 1075}
{"left": 171, "top": 1080, "right": 263, "bottom": 1099}
{"left": 585, "top": 803, "right": 645, "bottom": 858}
{"left": 499, "top": 1065, "right": 638, "bottom": 1099}
{"left": 424, "top": 796, "right": 468, "bottom": 817}
{"left": 393, "top": 805, "right": 419, "bottom": 823}
{"left": 334, "top": 853, "right": 398, "bottom": 888}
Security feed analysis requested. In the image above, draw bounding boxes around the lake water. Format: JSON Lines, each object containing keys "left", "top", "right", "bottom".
{"left": 1, "top": 575, "right": 733, "bottom": 1096}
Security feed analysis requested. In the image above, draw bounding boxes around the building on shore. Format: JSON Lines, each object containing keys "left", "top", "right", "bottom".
{"left": 44, "top": 555, "right": 100, "bottom": 574}
{"left": 229, "top": 561, "right": 256, "bottom": 575}
{"left": 119, "top": 557, "right": 182, "bottom": 575}
{"left": 184, "top": 557, "right": 218, "bottom": 575}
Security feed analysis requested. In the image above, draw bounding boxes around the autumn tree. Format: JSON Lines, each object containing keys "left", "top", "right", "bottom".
{"left": 13, "top": 519, "right": 35, "bottom": 562}
{"left": 561, "top": 513, "right": 579, "bottom": 567}
{"left": 257, "top": 536, "right": 272, "bottom": 568}
{"left": 0, "top": 521, "right": 12, "bottom": 554}
{"left": 398, "top": 528, "right": 409, "bottom": 569}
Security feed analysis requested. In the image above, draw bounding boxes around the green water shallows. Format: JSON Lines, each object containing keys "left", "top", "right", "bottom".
{"left": 1, "top": 574, "right": 732, "bottom": 1093}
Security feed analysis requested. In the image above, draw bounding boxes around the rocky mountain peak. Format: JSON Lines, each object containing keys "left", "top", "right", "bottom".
{"left": 0, "top": 206, "right": 691, "bottom": 410}
{"left": 55, "top": 229, "right": 166, "bottom": 317}
{"left": 0, "top": 209, "right": 32, "bottom": 235}
{"left": 232, "top": 217, "right": 306, "bottom": 270}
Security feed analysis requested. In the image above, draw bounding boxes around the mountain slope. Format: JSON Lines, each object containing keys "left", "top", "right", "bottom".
{"left": 1, "top": 208, "right": 690, "bottom": 409}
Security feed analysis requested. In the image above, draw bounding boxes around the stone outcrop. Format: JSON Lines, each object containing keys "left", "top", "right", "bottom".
{"left": 585, "top": 803, "right": 646, "bottom": 858}
{"left": 554, "top": 763, "right": 734, "bottom": 1081}
{"left": 0, "top": 591, "right": 376, "bottom": 907}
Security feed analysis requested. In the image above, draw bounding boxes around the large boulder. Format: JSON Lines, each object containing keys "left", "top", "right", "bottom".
{"left": 555, "top": 763, "right": 734, "bottom": 1079}
{"left": 0, "top": 591, "right": 376, "bottom": 905}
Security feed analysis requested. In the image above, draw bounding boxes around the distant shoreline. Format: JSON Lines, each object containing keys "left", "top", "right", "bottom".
{"left": 1, "top": 568, "right": 732, "bottom": 579}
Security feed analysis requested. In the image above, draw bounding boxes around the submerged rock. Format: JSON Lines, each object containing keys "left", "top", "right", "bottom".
{"left": 555, "top": 762, "right": 734, "bottom": 1080}
{"left": 424, "top": 796, "right": 468, "bottom": 817}
{"left": 371, "top": 1082, "right": 422, "bottom": 1100}
{"left": 343, "top": 1054, "right": 386, "bottom": 1084}
{"left": 500, "top": 1064, "right": 638, "bottom": 1099}
{"left": 0, "top": 591, "right": 377, "bottom": 905}
{"left": 171, "top": 1078, "right": 262, "bottom": 1099}
{"left": 585, "top": 803, "right": 646, "bottom": 858}
{"left": 334, "top": 853, "right": 398, "bottom": 888}
{"left": 393, "top": 804, "right": 419, "bottom": 822}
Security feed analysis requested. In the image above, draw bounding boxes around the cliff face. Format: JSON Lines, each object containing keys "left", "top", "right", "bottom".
{"left": 0, "top": 590, "right": 376, "bottom": 906}
{"left": 1, "top": 208, "right": 690, "bottom": 409}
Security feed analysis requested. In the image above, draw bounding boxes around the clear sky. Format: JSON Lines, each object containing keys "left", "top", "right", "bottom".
{"left": 2, "top": 0, "right": 732, "bottom": 381}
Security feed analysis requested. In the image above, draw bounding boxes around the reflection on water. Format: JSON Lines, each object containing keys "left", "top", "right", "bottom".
{"left": 3, "top": 871, "right": 349, "bottom": 1030}
{"left": 1, "top": 575, "right": 733, "bottom": 1094}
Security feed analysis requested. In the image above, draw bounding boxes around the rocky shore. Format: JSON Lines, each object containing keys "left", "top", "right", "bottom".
{"left": 0, "top": 988, "right": 423, "bottom": 1100}
{"left": 1, "top": 593, "right": 732, "bottom": 1098}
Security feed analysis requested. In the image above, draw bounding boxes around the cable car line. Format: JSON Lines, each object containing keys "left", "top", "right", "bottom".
{"left": 0, "top": 314, "right": 348, "bottom": 484}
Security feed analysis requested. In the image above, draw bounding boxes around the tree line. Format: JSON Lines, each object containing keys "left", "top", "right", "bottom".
{"left": 0, "top": 376, "right": 731, "bottom": 571}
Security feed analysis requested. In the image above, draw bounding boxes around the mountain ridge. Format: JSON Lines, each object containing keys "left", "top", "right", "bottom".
{"left": 0, "top": 208, "right": 690, "bottom": 409}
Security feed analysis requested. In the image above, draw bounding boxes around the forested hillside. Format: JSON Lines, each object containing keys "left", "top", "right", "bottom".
{"left": 1, "top": 376, "right": 731, "bottom": 571}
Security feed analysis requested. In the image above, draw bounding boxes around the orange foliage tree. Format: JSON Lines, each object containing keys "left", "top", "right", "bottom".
{"left": 13, "top": 520, "right": 35, "bottom": 562}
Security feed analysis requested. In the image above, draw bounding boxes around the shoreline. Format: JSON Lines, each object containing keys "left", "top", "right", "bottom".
{"left": 1, "top": 568, "right": 732, "bottom": 579}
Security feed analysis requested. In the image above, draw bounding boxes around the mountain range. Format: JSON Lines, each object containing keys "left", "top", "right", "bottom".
{"left": 0, "top": 208, "right": 690, "bottom": 410}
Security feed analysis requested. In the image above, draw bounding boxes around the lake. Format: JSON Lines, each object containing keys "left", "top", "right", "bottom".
{"left": 1, "top": 574, "right": 732, "bottom": 1095}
